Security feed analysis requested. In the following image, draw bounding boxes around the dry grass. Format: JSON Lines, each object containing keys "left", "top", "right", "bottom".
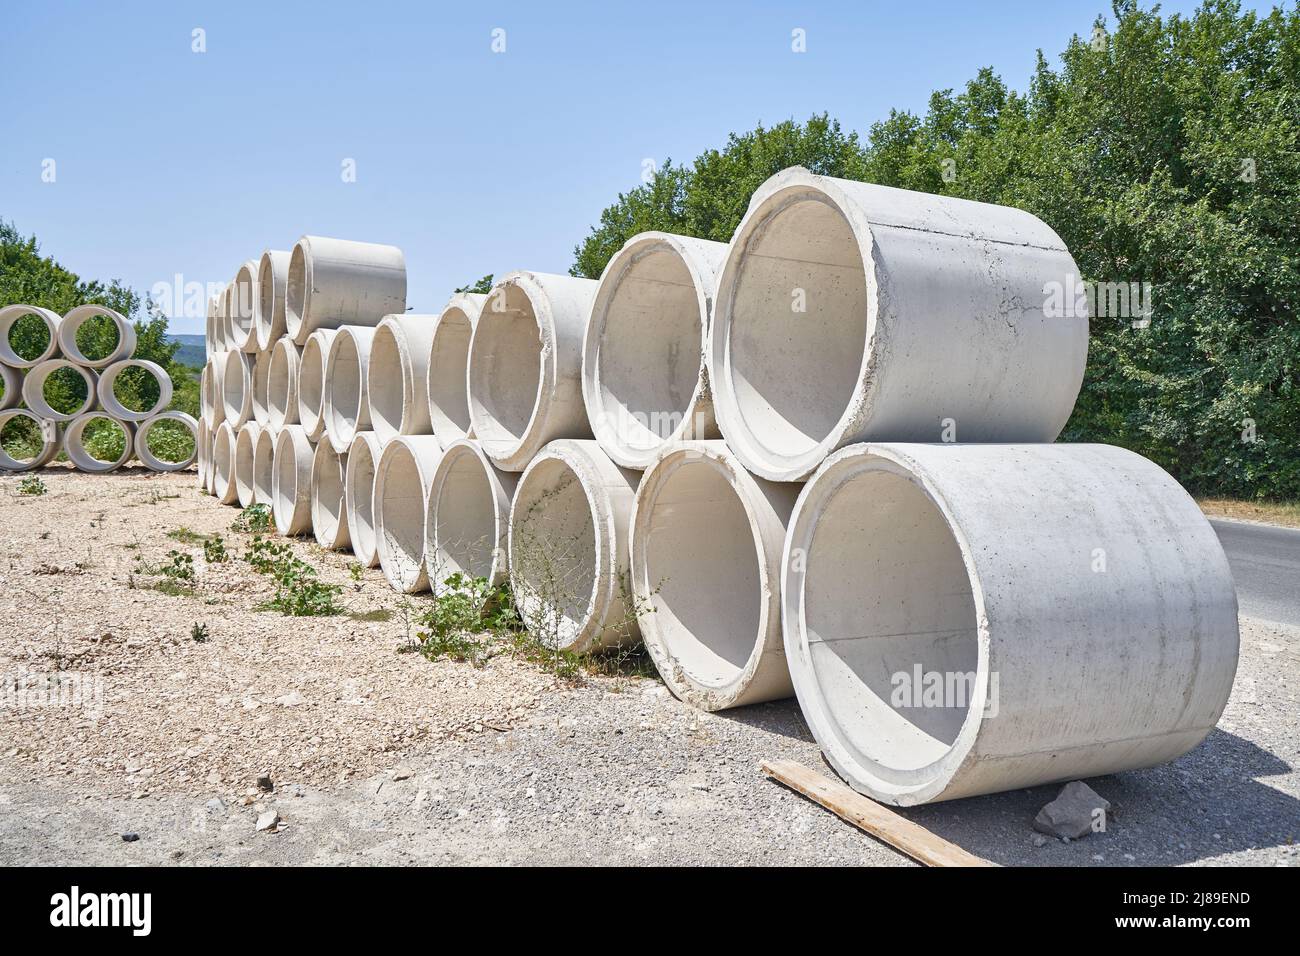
{"left": 1197, "top": 497, "right": 1300, "bottom": 529}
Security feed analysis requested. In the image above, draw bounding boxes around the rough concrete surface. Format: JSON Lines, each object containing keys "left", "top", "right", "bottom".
{"left": 0, "top": 468, "right": 1296, "bottom": 866}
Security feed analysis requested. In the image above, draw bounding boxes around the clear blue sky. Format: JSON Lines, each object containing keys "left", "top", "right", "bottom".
{"left": 0, "top": 0, "right": 1262, "bottom": 335}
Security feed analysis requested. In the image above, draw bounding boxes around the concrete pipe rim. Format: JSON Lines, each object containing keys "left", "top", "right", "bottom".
{"left": 21, "top": 359, "right": 98, "bottom": 422}
{"left": 311, "top": 440, "right": 350, "bottom": 550}
{"left": 230, "top": 260, "right": 261, "bottom": 353}
{"left": 374, "top": 437, "right": 442, "bottom": 592}
{"left": 584, "top": 234, "right": 718, "bottom": 469}
{"left": 267, "top": 339, "right": 302, "bottom": 430}
{"left": 324, "top": 326, "right": 374, "bottom": 454}
{"left": 297, "top": 330, "right": 336, "bottom": 441}
{"left": 202, "top": 355, "right": 225, "bottom": 429}
{"left": 425, "top": 438, "right": 513, "bottom": 593}
{"left": 212, "top": 421, "right": 239, "bottom": 503}
{"left": 254, "top": 250, "right": 290, "bottom": 352}
{"left": 97, "top": 359, "right": 173, "bottom": 422}
{"left": 781, "top": 444, "right": 990, "bottom": 805}
{"left": 630, "top": 443, "right": 786, "bottom": 709}
{"left": 0, "top": 304, "right": 62, "bottom": 368}
{"left": 64, "top": 412, "right": 135, "bottom": 473}
{"left": 0, "top": 363, "right": 20, "bottom": 411}
{"left": 0, "top": 409, "right": 60, "bottom": 471}
{"left": 710, "top": 171, "right": 879, "bottom": 482}
{"left": 57, "top": 304, "right": 136, "bottom": 369}
{"left": 234, "top": 421, "right": 263, "bottom": 506}
{"left": 428, "top": 294, "right": 484, "bottom": 448}
{"left": 272, "top": 425, "right": 314, "bottom": 535}
{"left": 284, "top": 239, "right": 313, "bottom": 344}
{"left": 252, "top": 426, "right": 277, "bottom": 507}
{"left": 345, "top": 432, "right": 383, "bottom": 568}
{"left": 220, "top": 350, "right": 253, "bottom": 427}
{"left": 196, "top": 417, "right": 209, "bottom": 485}
{"left": 250, "top": 349, "right": 272, "bottom": 426}
{"left": 367, "top": 317, "right": 415, "bottom": 445}
{"left": 135, "top": 410, "right": 199, "bottom": 472}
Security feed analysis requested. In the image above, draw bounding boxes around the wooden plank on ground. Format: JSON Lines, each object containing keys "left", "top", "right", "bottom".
{"left": 761, "top": 759, "right": 995, "bottom": 867}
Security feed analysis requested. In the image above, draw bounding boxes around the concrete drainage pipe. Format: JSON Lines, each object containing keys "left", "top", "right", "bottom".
{"left": 311, "top": 440, "right": 350, "bottom": 550}
{"left": 212, "top": 421, "right": 239, "bottom": 504}
{"left": 272, "top": 424, "right": 314, "bottom": 535}
{"left": 204, "top": 427, "right": 218, "bottom": 496}
{"left": 62, "top": 413, "right": 134, "bottom": 473}
{"left": 252, "top": 425, "right": 277, "bottom": 506}
{"left": 508, "top": 439, "right": 640, "bottom": 653}
{"left": 250, "top": 349, "right": 272, "bottom": 426}
{"left": 22, "top": 359, "right": 97, "bottom": 422}
{"left": 229, "top": 259, "right": 261, "bottom": 353}
{"left": 583, "top": 233, "right": 728, "bottom": 469}
{"left": 369, "top": 314, "right": 437, "bottom": 444}
{"left": 425, "top": 439, "right": 518, "bottom": 594}
{"left": 427, "top": 293, "right": 485, "bottom": 447}
{"left": 324, "top": 326, "right": 375, "bottom": 454}
{"left": 135, "top": 411, "right": 198, "bottom": 472}
{"left": 0, "top": 363, "right": 19, "bottom": 411}
{"left": 374, "top": 436, "right": 442, "bottom": 593}
{"left": 58, "top": 305, "right": 136, "bottom": 368}
{"left": 710, "top": 167, "right": 1089, "bottom": 481}
{"left": 0, "top": 304, "right": 62, "bottom": 367}
{"left": 782, "top": 442, "right": 1240, "bottom": 806}
{"left": 297, "top": 329, "right": 337, "bottom": 443}
{"left": 205, "top": 294, "right": 220, "bottom": 360}
{"left": 285, "top": 235, "right": 407, "bottom": 346}
{"left": 221, "top": 350, "right": 254, "bottom": 428}
{"left": 468, "top": 272, "right": 597, "bottom": 471}
{"left": 630, "top": 441, "right": 800, "bottom": 710}
{"left": 345, "top": 432, "right": 383, "bottom": 569}
{"left": 267, "top": 338, "right": 302, "bottom": 430}
{"left": 97, "top": 359, "right": 173, "bottom": 422}
{"left": 254, "top": 249, "right": 291, "bottom": 351}
{"left": 0, "top": 409, "right": 60, "bottom": 471}
{"left": 234, "top": 421, "right": 263, "bottom": 507}
{"left": 196, "top": 418, "right": 210, "bottom": 488}
{"left": 202, "top": 355, "right": 225, "bottom": 429}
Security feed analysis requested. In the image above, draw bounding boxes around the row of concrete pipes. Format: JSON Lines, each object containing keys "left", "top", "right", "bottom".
{"left": 0, "top": 303, "right": 197, "bottom": 472}
{"left": 198, "top": 167, "right": 1239, "bottom": 807}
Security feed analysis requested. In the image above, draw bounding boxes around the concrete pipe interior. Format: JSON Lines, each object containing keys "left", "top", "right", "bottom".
{"left": 428, "top": 447, "right": 499, "bottom": 586}
{"left": 213, "top": 423, "right": 237, "bottom": 501}
{"left": 285, "top": 244, "right": 309, "bottom": 340}
{"left": 0, "top": 305, "right": 60, "bottom": 366}
{"left": 802, "top": 467, "right": 979, "bottom": 774}
{"left": 267, "top": 340, "right": 300, "bottom": 428}
{"left": 0, "top": 363, "right": 19, "bottom": 410}
{"left": 325, "top": 330, "right": 367, "bottom": 446}
{"left": 377, "top": 442, "right": 430, "bottom": 588}
{"left": 64, "top": 414, "right": 133, "bottom": 472}
{"left": 23, "top": 360, "right": 96, "bottom": 421}
{"left": 273, "top": 428, "right": 312, "bottom": 534}
{"left": 428, "top": 306, "right": 474, "bottom": 441}
{"left": 58, "top": 306, "right": 134, "bottom": 368}
{"left": 253, "top": 428, "right": 276, "bottom": 506}
{"left": 0, "top": 410, "right": 58, "bottom": 470}
{"left": 231, "top": 263, "right": 257, "bottom": 349}
{"left": 135, "top": 413, "right": 198, "bottom": 471}
{"left": 234, "top": 424, "right": 261, "bottom": 506}
{"left": 312, "top": 443, "right": 349, "bottom": 548}
{"left": 367, "top": 322, "right": 407, "bottom": 441}
{"left": 298, "top": 333, "right": 331, "bottom": 435}
{"left": 222, "top": 352, "right": 251, "bottom": 424}
{"left": 468, "top": 286, "right": 542, "bottom": 454}
{"left": 99, "top": 360, "right": 172, "bottom": 421}
{"left": 726, "top": 196, "right": 868, "bottom": 459}
{"left": 346, "top": 436, "right": 380, "bottom": 567}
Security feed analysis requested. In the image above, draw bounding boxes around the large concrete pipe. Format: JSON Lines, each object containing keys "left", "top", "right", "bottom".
{"left": 196, "top": 418, "right": 210, "bottom": 488}
{"left": 136, "top": 410, "right": 198, "bottom": 472}
{"left": 0, "top": 409, "right": 59, "bottom": 471}
{"left": 630, "top": 441, "right": 799, "bottom": 710}
{"left": 373, "top": 436, "right": 442, "bottom": 593}
{"left": 219, "top": 285, "right": 234, "bottom": 352}
{"left": 250, "top": 348, "right": 272, "bottom": 427}
{"left": 199, "top": 362, "right": 213, "bottom": 429}
{"left": 369, "top": 314, "right": 437, "bottom": 444}
{"left": 583, "top": 233, "right": 728, "bottom": 469}
{"left": 58, "top": 305, "right": 136, "bottom": 368}
{"left": 233, "top": 421, "right": 263, "bottom": 507}
{"left": 0, "top": 363, "right": 19, "bottom": 411}
{"left": 297, "top": 329, "right": 338, "bottom": 443}
{"left": 254, "top": 249, "right": 291, "bottom": 351}
{"left": 272, "top": 424, "right": 314, "bottom": 535}
{"left": 229, "top": 259, "right": 261, "bottom": 354}
{"left": 204, "top": 428, "right": 218, "bottom": 496}
{"left": 311, "top": 440, "right": 350, "bottom": 550}
{"left": 201, "top": 354, "right": 225, "bottom": 429}
{"left": 63, "top": 414, "right": 135, "bottom": 473}
{"left": 468, "top": 272, "right": 597, "bottom": 471}
{"left": 252, "top": 425, "right": 277, "bottom": 506}
{"left": 0, "top": 304, "right": 61, "bottom": 367}
{"left": 205, "top": 294, "right": 220, "bottom": 360}
{"left": 221, "top": 350, "right": 254, "bottom": 428}
{"left": 284, "top": 235, "right": 407, "bottom": 346}
{"left": 508, "top": 439, "right": 639, "bottom": 653}
{"left": 22, "top": 359, "right": 97, "bottom": 422}
{"left": 212, "top": 421, "right": 239, "bottom": 504}
{"left": 267, "top": 338, "right": 302, "bottom": 430}
{"left": 427, "top": 293, "right": 486, "bottom": 447}
{"left": 97, "top": 359, "right": 173, "bottom": 422}
{"left": 424, "top": 438, "right": 518, "bottom": 594}
{"left": 323, "top": 325, "right": 375, "bottom": 454}
{"left": 782, "top": 442, "right": 1240, "bottom": 806}
{"left": 345, "top": 432, "right": 382, "bottom": 569}
{"left": 709, "top": 167, "right": 1089, "bottom": 481}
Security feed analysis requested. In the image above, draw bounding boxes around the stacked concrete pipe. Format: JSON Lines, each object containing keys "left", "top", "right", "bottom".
{"left": 272, "top": 424, "right": 314, "bottom": 535}
{"left": 285, "top": 236, "right": 407, "bottom": 345}
{"left": 254, "top": 249, "right": 291, "bottom": 352}
{"left": 0, "top": 409, "right": 59, "bottom": 471}
{"left": 324, "top": 325, "right": 375, "bottom": 453}
{"left": 427, "top": 293, "right": 485, "bottom": 447}
{"left": 311, "top": 440, "right": 350, "bottom": 550}
{"left": 267, "top": 338, "right": 302, "bottom": 430}
{"left": 424, "top": 438, "right": 518, "bottom": 593}
{"left": 368, "top": 314, "right": 437, "bottom": 444}
{"left": 212, "top": 421, "right": 239, "bottom": 504}
{"left": 297, "top": 329, "right": 338, "bottom": 443}
{"left": 373, "top": 435, "right": 442, "bottom": 592}
{"left": 345, "top": 431, "right": 383, "bottom": 568}
{"left": 234, "top": 421, "right": 263, "bottom": 507}
{"left": 229, "top": 260, "right": 261, "bottom": 354}
{"left": 136, "top": 411, "right": 198, "bottom": 472}
{"left": 252, "top": 426, "right": 277, "bottom": 506}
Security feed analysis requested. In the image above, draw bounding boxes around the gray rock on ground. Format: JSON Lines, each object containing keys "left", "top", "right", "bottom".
{"left": 1034, "top": 781, "right": 1111, "bottom": 840}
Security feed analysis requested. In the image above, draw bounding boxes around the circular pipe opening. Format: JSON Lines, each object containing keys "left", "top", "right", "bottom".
{"left": 234, "top": 423, "right": 261, "bottom": 506}
{"left": 428, "top": 307, "right": 474, "bottom": 443}
{"left": 251, "top": 350, "right": 271, "bottom": 426}
{"left": 467, "top": 285, "right": 542, "bottom": 457}
{"left": 98, "top": 359, "right": 172, "bottom": 422}
{"left": 221, "top": 351, "right": 252, "bottom": 426}
{"left": 0, "top": 409, "right": 59, "bottom": 471}
{"left": 57, "top": 305, "right": 135, "bottom": 368}
{"left": 22, "top": 359, "right": 97, "bottom": 422}
{"left": 267, "top": 340, "right": 301, "bottom": 429}
{"left": 285, "top": 243, "right": 309, "bottom": 340}
{"left": 272, "top": 427, "right": 312, "bottom": 534}
{"left": 298, "top": 331, "right": 334, "bottom": 438}
{"left": 426, "top": 442, "right": 513, "bottom": 590}
{"left": 324, "top": 328, "right": 370, "bottom": 451}
{"left": 311, "top": 441, "right": 349, "bottom": 549}
{"left": 231, "top": 262, "right": 258, "bottom": 351}
{"left": 346, "top": 434, "right": 381, "bottom": 567}
{"left": 212, "top": 422, "right": 238, "bottom": 502}
{"left": 367, "top": 321, "right": 406, "bottom": 443}
{"left": 64, "top": 413, "right": 133, "bottom": 473}
{"left": 252, "top": 427, "right": 276, "bottom": 506}
{"left": 135, "top": 412, "right": 197, "bottom": 471}
{"left": 0, "top": 305, "right": 60, "bottom": 367}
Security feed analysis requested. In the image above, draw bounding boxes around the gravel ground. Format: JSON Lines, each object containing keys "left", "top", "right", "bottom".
{"left": 1, "top": 466, "right": 1297, "bottom": 866}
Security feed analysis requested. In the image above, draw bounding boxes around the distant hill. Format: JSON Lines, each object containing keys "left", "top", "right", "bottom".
{"left": 167, "top": 333, "right": 206, "bottom": 368}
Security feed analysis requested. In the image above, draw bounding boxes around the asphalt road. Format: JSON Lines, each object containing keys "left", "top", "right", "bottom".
{"left": 1211, "top": 518, "right": 1300, "bottom": 628}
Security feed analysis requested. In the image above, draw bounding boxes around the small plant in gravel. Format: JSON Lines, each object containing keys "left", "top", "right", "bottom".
{"left": 191, "top": 622, "right": 209, "bottom": 643}
{"left": 415, "top": 573, "right": 516, "bottom": 667}
{"left": 244, "top": 535, "right": 343, "bottom": 617}
{"left": 161, "top": 550, "right": 196, "bottom": 583}
{"left": 231, "top": 503, "right": 272, "bottom": 534}
{"left": 166, "top": 527, "right": 212, "bottom": 545}
{"left": 347, "top": 561, "right": 364, "bottom": 585}
{"left": 203, "top": 536, "right": 228, "bottom": 563}
{"left": 17, "top": 476, "right": 47, "bottom": 496}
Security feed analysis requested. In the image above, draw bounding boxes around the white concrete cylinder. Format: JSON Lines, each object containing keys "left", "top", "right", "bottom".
{"left": 428, "top": 293, "right": 485, "bottom": 447}
{"left": 61, "top": 413, "right": 133, "bottom": 472}
{"left": 297, "top": 329, "right": 337, "bottom": 443}
{"left": 229, "top": 259, "right": 261, "bottom": 353}
{"left": 272, "top": 424, "right": 314, "bottom": 535}
{"left": 0, "top": 305, "right": 61, "bottom": 367}
{"left": 0, "top": 409, "right": 59, "bottom": 471}
{"left": 311, "top": 440, "right": 350, "bottom": 550}
{"left": 508, "top": 439, "right": 640, "bottom": 653}
{"left": 710, "top": 167, "right": 1089, "bottom": 481}
{"left": 252, "top": 425, "right": 277, "bottom": 506}
{"left": 196, "top": 417, "right": 210, "bottom": 487}
{"left": 212, "top": 421, "right": 239, "bottom": 504}
{"left": 220, "top": 350, "right": 254, "bottom": 428}
{"left": 345, "top": 432, "right": 382, "bottom": 568}
{"left": 284, "top": 235, "right": 407, "bottom": 345}
{"left": 205, "top": 294, "right": 220, "bottom": 360}
{"left": 135, "top": 410, "right": 198, "bottom": 472}
{"left": 250, "top": 348, "right": 272, "bottom": 427}
{"left": 0, "top": 362, "right": 20, "bottom": 411}
{"left": 468, "top": 272, "right": 597, "bottom": 472}
{"left": 22, "top": 359, "right": 97, "bottom": 422}
{"left": 58, "top": 305, "right": 136, "bottom": 369}
{"left": 97, "top": 359, "right": 173, "bottom": 422}
{"left": 782, "top": 442, "right": 1240, "bottom": 806}
{"left": 374, "top": 436, "right": 442, "bottom": 593}
{"left": 584, "top": 233, "right": 728, "bottom": 469}
{"left": 369, "top": 314, "right": 437, "bottom": 444}
{"left": 630, "top": 441, "right": 800, "bottom": 710}
{"left": 324, "top": 325, "right": 375, "bottom": 454}
{"left": 234, "top": 421, "right": 263, "bottom": 507}
{"left": 267, "top": 338, "right": 302, "bottom": 430}
{"left": 254, "top": 249, "right": 291, "bottom": 352}
{"left": 425, "top": 438, "right": 518, "bottom": 594}
{"left": 201, "top": 354, "right": 223, "bottom": 429}
{"left": 219, "top": 285, "right": 235, "bottom": 352}
{"left": 204, "top": 428, "right": 218, "bottom": 496}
